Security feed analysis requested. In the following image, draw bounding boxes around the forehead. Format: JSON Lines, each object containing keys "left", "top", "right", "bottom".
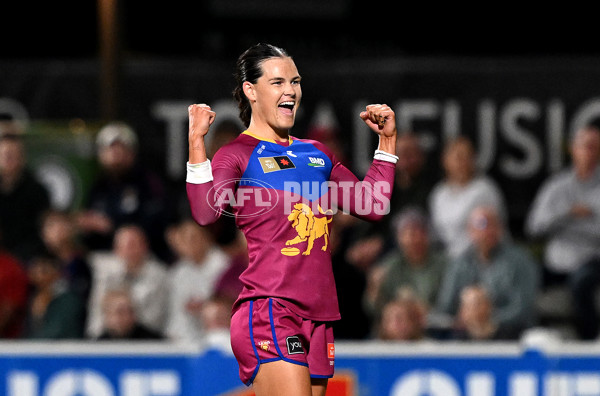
{"left": 446, "top": 140, "right": 473, "bottom": 155}
{"left": 259, "top": 57, "right": 299, "bottom": 79}
{"left": 574, "top": 128, "right": 600, "bottom": 145}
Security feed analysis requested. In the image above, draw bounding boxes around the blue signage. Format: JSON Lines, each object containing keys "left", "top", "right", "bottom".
{"left": 1, "top": 342, "right": 600, "bottom": 395}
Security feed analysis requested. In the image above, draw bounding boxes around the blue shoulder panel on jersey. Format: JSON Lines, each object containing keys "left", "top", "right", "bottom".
{"left": 240, "top": 140, "right": 333, "bottom": 202}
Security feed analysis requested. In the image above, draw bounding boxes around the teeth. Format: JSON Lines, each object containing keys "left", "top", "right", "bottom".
{"left": 280, "top": 101, "right": 295, "bottom": 106}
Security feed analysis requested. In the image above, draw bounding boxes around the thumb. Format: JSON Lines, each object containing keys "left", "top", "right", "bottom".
{"left": 359, "top": 111, "right": 368, "bottom": 119}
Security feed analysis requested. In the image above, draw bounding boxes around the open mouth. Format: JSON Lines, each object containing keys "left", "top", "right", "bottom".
{"left": 278, "top": 101, "right": 295, "bottom": 116}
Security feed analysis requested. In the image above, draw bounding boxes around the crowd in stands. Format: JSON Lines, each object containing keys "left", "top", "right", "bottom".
{"left": 0, "top": 116, "right": 599, "bottom": 345}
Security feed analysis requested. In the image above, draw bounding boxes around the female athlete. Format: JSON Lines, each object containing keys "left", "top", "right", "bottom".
{"left": 186, "top": 43, "right": 398, "bottom": 396}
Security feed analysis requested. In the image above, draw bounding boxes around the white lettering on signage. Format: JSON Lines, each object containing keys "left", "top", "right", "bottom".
{"left": 152, "top": 97, "right": 600, "bottom": 181}
{"left": 8, "top": 370, "right": 180, "bottom": 396}
{"left": 389, "top": 370, "right": 600, "bottom": 396}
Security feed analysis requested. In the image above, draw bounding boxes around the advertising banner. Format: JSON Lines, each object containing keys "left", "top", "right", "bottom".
{"left": 2, "top": 342, "right": 600, "bottom": 396}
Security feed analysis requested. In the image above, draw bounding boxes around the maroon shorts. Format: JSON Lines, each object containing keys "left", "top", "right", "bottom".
{"left": 230, "top": 298, "right": 335, "bottom": 386}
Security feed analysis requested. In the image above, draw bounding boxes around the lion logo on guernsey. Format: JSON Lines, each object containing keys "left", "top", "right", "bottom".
{"left": 281, "top": 203, "right": 332, "bottom": 256}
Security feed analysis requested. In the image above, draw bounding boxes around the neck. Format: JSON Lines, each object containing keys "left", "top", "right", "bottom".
{"left": 0, "top": 172, "right": 20, "bottom": 192}
{"left": 125, "top": 260, "right": 144, "bottom": 276}
{"left": 477, "top": 244, "right": 496, "bottom": 263}
{"left": 246, "top": 121, "right": 289, "bottom": 143}
{"left": 191, "top": 249, "right": 208, "bottom": 266}
{"left": 54, "top": 243, "right": 75, "bottom": 261}
{"left": 468, "top": 321, "right": 497, "bottom": 339}
{"left": 406, "top": 252, "right": 427, "bottom": 266}
{"left": 575, "top": 164, "right": 597, "bottom": 180}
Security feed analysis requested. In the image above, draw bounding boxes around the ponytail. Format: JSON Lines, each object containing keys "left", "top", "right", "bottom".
{"left": 232, "top": 43, "right": 289, "bottom": 128}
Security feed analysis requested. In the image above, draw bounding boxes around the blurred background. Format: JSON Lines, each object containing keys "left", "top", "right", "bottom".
{"left": 2, "top": 2, "right": 600, "bottom": 395}
{"left": 3, "top": 1, "right": 599, "bottom": 228}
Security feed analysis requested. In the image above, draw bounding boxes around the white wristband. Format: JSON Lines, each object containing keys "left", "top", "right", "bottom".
{"left": 186, "top": 160, "right": 213, "bottom": 184}
{"left": 374, "top": 149, "right": 399, "bottom": 164}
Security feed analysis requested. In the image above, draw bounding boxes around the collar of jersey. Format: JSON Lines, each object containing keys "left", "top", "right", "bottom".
{"left": 242, "top": 130, "right": 293, "bottom": 145}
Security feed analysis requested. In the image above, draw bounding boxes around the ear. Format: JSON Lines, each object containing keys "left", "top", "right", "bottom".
{"left": 242, "top": 81, "right": 256, "bottom": 102}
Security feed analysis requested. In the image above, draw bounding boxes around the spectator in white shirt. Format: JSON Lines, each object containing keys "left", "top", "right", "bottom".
{"left": 429, "top": 136, "right": 508, "bottom": 259}
{"left": 165, "top": 218, "right": 229, "bottom": 342}
{"left": 525, "top": 125, "right": 600, "bottom": 339}
{"left": 86, "top": 224, "right": 169, "bottom": 338}
{"left": 525, "top": 125, "right": 600, "bottom": 279}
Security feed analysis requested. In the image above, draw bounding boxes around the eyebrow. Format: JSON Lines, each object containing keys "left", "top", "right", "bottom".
{"left": 268, "top": 75, "right": 301, "bottom": 82}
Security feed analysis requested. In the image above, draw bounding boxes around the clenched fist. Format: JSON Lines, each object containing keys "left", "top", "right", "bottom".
{"left": 188, "top": 104, "right": 216, "bottom": 141}
{"left": 360, "top": 104, "right": 397, "bottom": 138}
{"left": 188, "top": 103, "right": 215, "bottom": 163}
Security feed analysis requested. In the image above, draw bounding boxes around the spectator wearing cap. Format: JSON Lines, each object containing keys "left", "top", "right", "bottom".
{"left": 363, "top": 206, "right": 448, "bottom": 329}
{"left": 434, "top": 205, "right": 540, "bottom": 340}
{"left": 0, "top": 134, "right": 50, "bottom": 262}
{"left": 76, "top": 122, "right": 171, "bottom": 261}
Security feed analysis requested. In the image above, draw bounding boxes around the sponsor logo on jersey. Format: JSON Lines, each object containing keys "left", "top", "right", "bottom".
{"left": 307, "top": 156, "right": 325, "bottom": 167}
{"left": 258, "top": 155, "right": 296, "bottom": 173}
{"left": 328, "top": 343, "right": 335, "bottom": 359}
{"left": 286, "top": 336, "right": 304, "bottom": 355}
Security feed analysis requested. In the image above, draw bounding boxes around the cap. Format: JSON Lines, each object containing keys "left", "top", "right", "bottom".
{"left": 96, "top": 122, "right": 138, "bottom": 149}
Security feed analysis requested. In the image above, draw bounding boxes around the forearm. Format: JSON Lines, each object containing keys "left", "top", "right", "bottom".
{"left": 377, "top": 135, "right": 397, "bottom": 156}
{"left": 189, "top": 136, "right": 208, "bottom": 164}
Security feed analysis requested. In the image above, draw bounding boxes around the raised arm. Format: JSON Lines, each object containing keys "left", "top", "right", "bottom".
{"left": 186, "top": 104, "right": 239, "bottom": 226}
{"left": 330, "top": 104, "right": 398, "bottom": 221}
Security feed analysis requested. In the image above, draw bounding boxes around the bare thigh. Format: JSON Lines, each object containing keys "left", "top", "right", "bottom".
{"left": 311, "top": 378, "right": 328, "bottom": 396}
{"left": 253, "top": 360, "right": 312, "bottom": 396}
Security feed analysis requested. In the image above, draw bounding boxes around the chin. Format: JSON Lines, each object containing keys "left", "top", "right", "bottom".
{"left": 279, "top": 120, "right": 295, "bottom": 130}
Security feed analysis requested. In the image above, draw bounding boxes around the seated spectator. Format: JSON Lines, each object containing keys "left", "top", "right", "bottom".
{"left": 525, "top": 125, "right": 600, "bottom": 340}
{"left": 200, "top": 296, "right": 233, "bottom": 350}
{"left": 434, "top": 205, "right": 540, "bottom": 339}
{"left": 451, "top": 285, "right": 501, "bottom": 340}
{"left": 86, "top": 224, "right": 169, "bottom": 338}
{"left": 429, "top": 136, "right": 507, "bottom": 259}
{"left": 364, "top": 207, "right": 447, "bottom": 322}
{"left": 0, "top": 133, "right": 50, "bottom": 262}
{"left": 76, "top": 122, "right": 170, "bottom": 261}
{"left": 0, "top": 113, "right": 24, "bottom": 137}
{"left": 376, "top": 292, "right": 428, "bottom": 341}
{"left": 0, "top": 227, "right": 28, "bottom": 338}
{"left": 97, "top": 287, "right": 163, "bottom": 340}
{"left": 26, "top": 255, "right": 85, "bottom": 339}
{"left": 165, "top": 219, "right": 229, "bottom": 342}
{"left": 526, "top": 125, "right": 600, "bottom": 286}
{"left": 40, "top": 209, "right": 92, "bottom": 304}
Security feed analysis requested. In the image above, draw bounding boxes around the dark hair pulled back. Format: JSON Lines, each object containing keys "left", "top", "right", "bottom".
{"left": 232, "top": 43, "right": 289, "bottom": 128}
